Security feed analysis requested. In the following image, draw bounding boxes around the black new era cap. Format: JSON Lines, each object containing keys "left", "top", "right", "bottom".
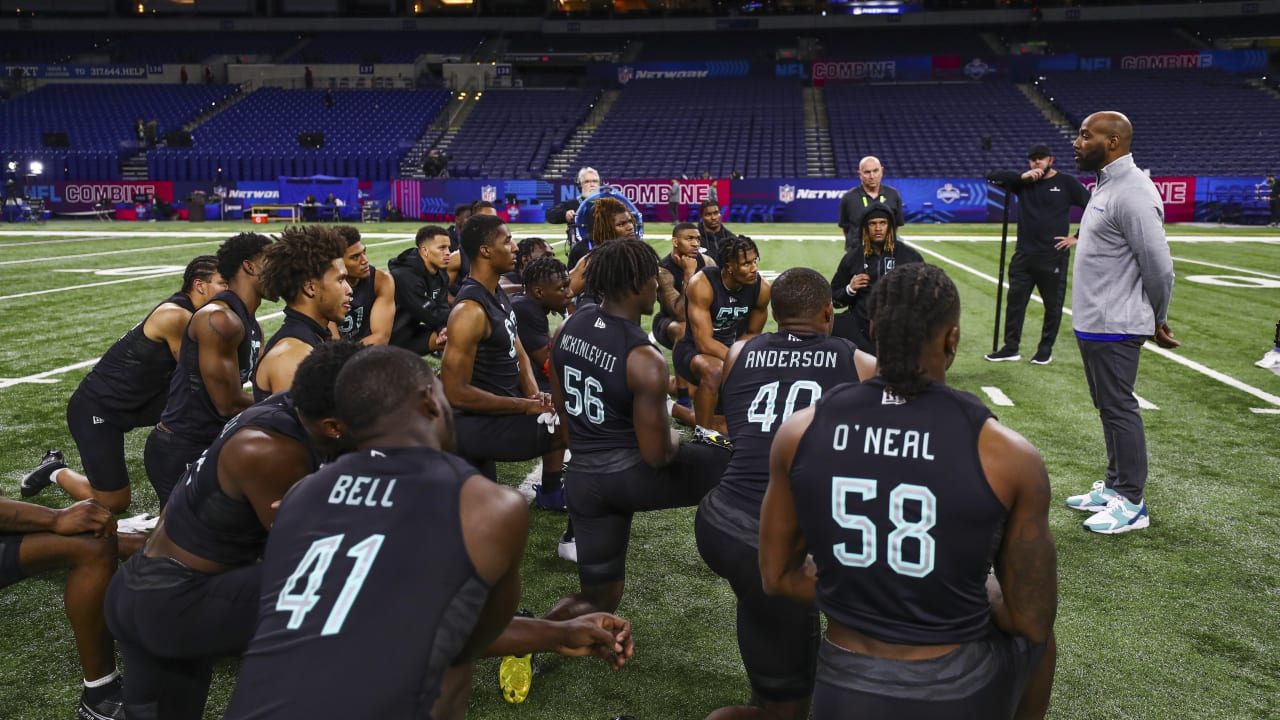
{"left": 1027, "top": 143, "right": 1053, "bottom": 159}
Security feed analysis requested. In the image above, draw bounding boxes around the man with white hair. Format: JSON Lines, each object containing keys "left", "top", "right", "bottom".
{"left": 547, "top": 167, "right": 602, "bottom": 225}
{"left": 838, "top": 156, "right": 904, "bottom": 251}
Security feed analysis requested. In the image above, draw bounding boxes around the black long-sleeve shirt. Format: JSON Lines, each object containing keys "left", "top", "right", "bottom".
{"left": 987, "top": 169, "right": 1091, "bottom": 256}
{"left": 387, "top": 247, "right": 451, "bottom": 344}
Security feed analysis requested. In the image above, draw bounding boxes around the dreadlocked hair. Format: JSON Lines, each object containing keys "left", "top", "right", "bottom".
{"left": 716, "top": 235, "right": 758, "bottom": 268}
{"left": 181, "top": 255, "right": 219, "bottom": 292}
{"left": 584, "top": 238, "right": 659, "bottom": 303}
{"left": 591, "top": 196, "right": 631, "bottom": 245}
{"left": 522, "top": 255, "right": 567, "bottom": 289}
{"left": 861, "top": 218, "right": 897, "bottom": 257}
{"left": 867, "top": 263, "right": 958, "bottom": 399}
{"left": 260, "top": 225, "right": 346, "bottom": 303}
{"left": 515, "top": 237, "right": 551, "bottom": 272}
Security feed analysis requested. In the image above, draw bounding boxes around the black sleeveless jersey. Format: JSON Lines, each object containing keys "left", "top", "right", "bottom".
{"left": 338, "top": 266, "right": 378, "bottom": 341}
{"left": 455, "top": 278, "right": 521, "bottom": 401}
{"left": 251, "top": 308, "right": 330, "bottom": 401}
{"left": 655, "top": 252, "right": 706, "bottom": 318}
{"left": 448, "top": 250, "right": 471, "bottom": 297}
{"left": 551, "top": 306, "right": 652, "bottom": 453}
{"left": 791, "top": 378, "right": 1006, "bottom": 645}
{"left": 77, "top": 292, "right": 194, "bottom": 422}
{"left": 222, "top": 446, "right": 486, "bottom": 720}
{"left": 674, "top": 266, "right": 760, "bottom": 355}
{"left": 163, "top": 392, "right": 319, "bottom": 566}
{"left": 718, "top": 332, "right": 858, "bottom": 510}
{"left": 161, "top": 290, "right": 262, "bottom": 445}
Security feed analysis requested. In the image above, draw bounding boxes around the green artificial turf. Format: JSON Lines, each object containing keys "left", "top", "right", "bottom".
{"left": 0, "top": 221, "right": 1277, "bottom": 719}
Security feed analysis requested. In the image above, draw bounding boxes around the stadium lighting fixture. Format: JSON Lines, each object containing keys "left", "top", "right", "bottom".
{"left": 5, "top": 161, "right": 15, "bottom": 172}
{"left": 28, "top": 161, "right": 43, "bottom": 176}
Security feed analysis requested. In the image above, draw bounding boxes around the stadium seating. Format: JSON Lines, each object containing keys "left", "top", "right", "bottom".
{"left": 573, "top": 77, "right": 806, "bottom": 179}
{"left": 147, "top": 87, "right": 450, "bottom": 182}
{"left": 1039, "top": 69, "right": 1280, "bottom": 176}
{"left": 294, "top": 32, "right": 486, "bottom": 64}
{"left": 824, "top": 81, "right": 1071, "bottom": 177}
{"left": 0, "top": 83, "right": 239, "bottom": 181}
{"left": 444, "top": 88, "right": 599, "bottom": 179}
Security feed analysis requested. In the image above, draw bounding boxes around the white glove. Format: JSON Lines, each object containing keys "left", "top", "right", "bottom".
{"left": 537, "top": 411, "right": 560, "bottom": 434}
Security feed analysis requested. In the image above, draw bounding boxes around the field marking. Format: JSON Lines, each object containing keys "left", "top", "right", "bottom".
{"left": 0, "top": 359, "right": 99, "bottom": 389}
{"left": 1249, "top": 408, "right": 1280, "bottom": 415}
{"left": 0, "top": 240, "right": 217, "bottom": 267}
{"left": 912, "top": 243, "right": 1280, "bottom": 410}
{"left": 745, "top": 234, "right": 1278, "bottom": 244}
{"left": 1170, "top": 256, "right": 1280, "bottom": 280}
{"left": 981, "top": 386, "right": 1015, "bottom": 407}
{"left": 1134, "top": 393, "right": 1160, "bottom": 410}
{"left": 0, "top": 235, "right": 122, "bottom": 248}
{"left": 0, "top": 271, "right": 178, "bottom": 301}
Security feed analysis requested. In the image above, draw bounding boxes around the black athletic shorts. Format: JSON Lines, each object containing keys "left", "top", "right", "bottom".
{"left": 105, "top": 553, "right": 263, "bottom": 716}
{"left": 695, "top": 492, "right": 819, "bottom": 702}
{"left": 142, "top": 425, "right": 210, "bottom": 509}
{"left": 0, "top": 533, "right": 26, "bottom": 590}
{"left": 672, "top": 339, "right": 699, "bottom": 385}
{"left": 811, "top": 627, "right": 1046, "bottom": 720}
{"left": 567, "top": 442, "right": 728, "bottom": 587}
{"left": 652, "top": 314, "right": 676, "bottom": 351}
{"left": 453, "top": 412, "right": 555, "bottom": 469}
{"left": 67, "top": 387, "right": 164, "bottom": 493}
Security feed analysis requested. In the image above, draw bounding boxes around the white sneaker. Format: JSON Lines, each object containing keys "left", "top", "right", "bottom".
{"left": 1255, "top": 349, "right": 1280, "bottom": 369}
{"left": 1083, "top": 496, "right": 1150, "bottom": 534}
{"left": 116, "top": 513, "right": 158, "bottom": 534}
{"left": 1065, "top": 481, "right": 1118, "bottom": 513}
{"left": 557, "top": 532, "right": 577, "bottom": 563}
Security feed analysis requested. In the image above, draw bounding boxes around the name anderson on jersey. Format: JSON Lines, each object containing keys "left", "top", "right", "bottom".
{"left": 743, "top": 348, "right": 841, "bottom": 370}
{"left": 557, "top": 333, "right": 619, "bottom": 373}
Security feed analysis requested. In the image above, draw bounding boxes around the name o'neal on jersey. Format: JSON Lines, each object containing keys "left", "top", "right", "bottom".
{"left": 557, "top": 333, "right": 620, "bottom": 373}
{"left": 327, "top": 474, "right": 397, "bottom": 508}
{"left": 743, "top": 348, "right": 841, "bottom": 370}
{"left": 832, "top": 423, "right": 935, "bottom": 461}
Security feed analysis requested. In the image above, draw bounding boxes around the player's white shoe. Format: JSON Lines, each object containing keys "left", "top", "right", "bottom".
{"left": 1255, "top": 349, "right": 1280, "bottom": 369}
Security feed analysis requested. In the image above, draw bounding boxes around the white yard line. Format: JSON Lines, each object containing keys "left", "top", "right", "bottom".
{"left": 0, "top": 241, "right": 217, "bottom": 266}
{"left": 980, "top": 386, "right": 1015, "bottom": 407}
{"left": 1169, "top": 256, "right": 1280, "bottom": 280}
{"left": 1250, "top": 408, "right": 1280, "bottom": 415}
{"left": 1133, "top": 393, "right": 1160, "bottom": 410}
{"left": 0, "top": 235, "right": 123, "bottom": 247}
{"left": 0, "top": 272, "right": 178, "bottom": 301}
{"left": 913, "top": 243, "right": 1280, "bottom": 409}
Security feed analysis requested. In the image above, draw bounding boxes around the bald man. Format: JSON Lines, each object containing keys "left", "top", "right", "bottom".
{"left": 1066, "top": 111, "right": 1178, "bottom": 536}
{"left": 838, "top": 156, "right": 904, "bottom": 251}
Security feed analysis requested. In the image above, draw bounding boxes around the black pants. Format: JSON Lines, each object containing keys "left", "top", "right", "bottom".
{"left": 1002, "top": 251, "right": 1069, "bottom": 355}
{"left": 104, "top": 554, "right": 262, "bottom": 720}
{"left": 142, "top": 425, "right": 209, "bottom": 509}
{"left": 1077, "top": 336, "right": 1147, "bottom": 503}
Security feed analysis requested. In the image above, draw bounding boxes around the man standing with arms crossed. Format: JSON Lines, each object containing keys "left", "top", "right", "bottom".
{"left": 1065, "top": 111, "right": 1178, "bottom": 535}
{"left": 838, "top": 155, "right": 904, "bottom": 251}
{"left": 985, "top": 143, "right": 1091, "bottom": 365}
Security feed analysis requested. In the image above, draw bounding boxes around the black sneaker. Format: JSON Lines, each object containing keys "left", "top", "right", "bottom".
{"left": 1030, "top": 349, "right": 1053, "bottom": 365}
{"left": 78, "top": 680, "right": 125, "bottom": 720}
{"left": 983, "top": 347, "right": 1021, "bottom": 362}
{"left": 20, "top": 449, "right": 66, "bottom": 498}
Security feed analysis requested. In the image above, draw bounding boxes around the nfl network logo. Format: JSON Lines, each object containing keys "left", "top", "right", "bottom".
{"left": 617, "top": 66, "right": 633, "bottom": 84}
{"left": 481, "top": 185, "right": 497, "bottom": 203}
{"left": 778, "top": 184, "right": 796, "bottom": 204}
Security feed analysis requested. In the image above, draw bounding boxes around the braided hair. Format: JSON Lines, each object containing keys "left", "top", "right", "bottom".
{"left": 515, "top": 237, "right": 551, "bottom": 274}
{"left": 716, "top": 234, "right": 759, "bottom": 269}
{"left": 583, "top": 238, "right": 659, "bottom": 303}
{"left": 866, "top": 263, "right": 959, "bottom": 399}
{"left": 181, "top": 255, "right": 220, "bottom": 292}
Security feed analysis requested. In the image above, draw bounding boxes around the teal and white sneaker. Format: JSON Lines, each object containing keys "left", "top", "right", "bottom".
{"left": 1083, "top": 496, "right": 1149, "bottom": 534}
{"left": 1065, "top": 481, "right": 1118, "bottom": 513}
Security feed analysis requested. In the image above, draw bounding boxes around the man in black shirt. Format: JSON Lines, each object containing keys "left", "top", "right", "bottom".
{"left": 335, "top": 225, "right": 395, "bottom": 345}
{"left": 106, "top": 341, "right": 361, "bottom": 720}
{"left": 388, "top": 225, "right": 452, "bottom": 354}
{"left": 143, "top": 233, "right": 271, "bottom": 506}
{"left": 21, "top": 256, "right": 226, "bottom": 513}
{"left": 697, "top": 267, "right": 873, "bottom": 720}
{"left": 830, "top": 204, "right": 923, "bottom": 355}
{"left": 653, "top": 222, "right": 714, "bottom": 352}
{"left": 512, "top": 256, "right": 570, "bottom": 394}
{"left": 760, "top": 264, "right": 1058, "bottom": 719}
{"left": 674, "top": 236, "right": 771, "bottom": 432}
{"left": 222, "top": 346, "right": 632, "bottom": 719}
{"left": 547, "top": 239, "right": 730, "bottom": 618}
{"left": 252, "top": 226, "right": 351, "bottom": 400}
{"left": 838, "top": 156, "right": 905, "bottom": 251}
{"left": 441, "top": 214, "right": 565, "bottom": 490}
{"left": 985, "top": 143, "right": 1092, "bottom": 365}
{"left": 696, "top": 200, "right": 734, "bottom": 260}
{"left": 546, "top": 166, "right": 601, "bottom": 226}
